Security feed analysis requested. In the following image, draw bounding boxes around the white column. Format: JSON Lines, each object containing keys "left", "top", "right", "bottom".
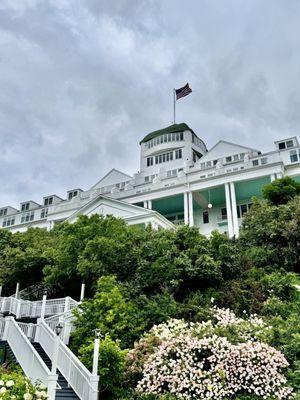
{"left": 230, "top": 182, "right": 239, "bottom": 238}
{"left": 64, "top": 297, "right": 70, "bottom": 313}
{"left": 41, "top": 293, "right": 47, "bottom": 320}
{"left": 93, "top": 335, "right": 100, "bottom": 376}
{"left": 276, "top": 172, "right": 283, "bottom": 179}
{"left": 184, "top": 192, "right": 189, "bottom": 225}
{"left": 270, "top": 173, "right": 276, "bottom": 182}
{"left": 15, "top": 283, "right": 20, "bottom": 299}
{"left": 143, "top": 201, "right": 148, "bottom": 208}
{"left": 148, "top": 200, "right": 152, "bottom": 210}
{"left": 80, "top": 282, "right": 85, "bottom": 302}
{"left": 188, "top": 192, "right": 194, "bottom": 227}
{"left": 224, "top": 183, "right": 234, "bottom": 238}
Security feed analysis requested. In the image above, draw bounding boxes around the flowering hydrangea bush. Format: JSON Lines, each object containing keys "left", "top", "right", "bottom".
{"left": 0, "top": 369, "right": 48, "bottom": 399}
{"left": 127, "top": 307, "right": 293, "bottom": 399}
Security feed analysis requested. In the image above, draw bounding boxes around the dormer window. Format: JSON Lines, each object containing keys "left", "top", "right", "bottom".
{"left": 21, "top": 203, "right": 30, "bottom": 212}
{"left": 68, "top": 190, "right": 78, "bottom": 201}
{"left": 44, "top": 197, "right": 53, "bottom": 206}
{"left": 0, "top": 208, "right": 7, "bottom": 217}
{"left": 226, "top": 156, "right": 232, "bottom": 163}
{"left": 278, "top": 139, "right": 294, "bottom": 150}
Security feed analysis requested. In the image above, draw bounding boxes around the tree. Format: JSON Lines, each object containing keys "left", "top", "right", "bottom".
{"left": 0, "top": 228, "right": 56, "bottom": 294}
{"left": 262, "top": 176, "right": 300, "bottom": 205}
{"left": 71, "top": 275, "right": 145, "bottom": 353}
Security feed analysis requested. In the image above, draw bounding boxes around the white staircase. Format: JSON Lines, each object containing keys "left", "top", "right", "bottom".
{"left": 0, "top": 291, "right": 99, "bottom": 400}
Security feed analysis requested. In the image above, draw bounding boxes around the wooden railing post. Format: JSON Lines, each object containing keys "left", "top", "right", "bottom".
{"left": 47, "top": 373, "right": 58, "bottom": 400}
{"left": 64, "top": 297, "right": 70, "bottom": 313}
{"left": 41, "top": 291, "right": 47, "bottom": 319}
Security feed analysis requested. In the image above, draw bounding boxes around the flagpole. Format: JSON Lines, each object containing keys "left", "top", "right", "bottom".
{"left": 173, "top": 88, "right": 176, "bottom": 124}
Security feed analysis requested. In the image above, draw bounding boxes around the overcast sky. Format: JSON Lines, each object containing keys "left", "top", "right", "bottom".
{"left": 1, "top": 0, "right": 300, "bottom": 207}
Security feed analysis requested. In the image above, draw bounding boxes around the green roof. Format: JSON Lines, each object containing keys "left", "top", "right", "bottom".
{"left": 140, "top": 123, "right": 195, "bottom": 144}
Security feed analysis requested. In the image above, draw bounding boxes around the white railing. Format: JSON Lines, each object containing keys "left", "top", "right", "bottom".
{"left": 36, "top": 320, "right": 98, "bottom": 400}
{"left": 0, "top": 296, "right": 78, "bottom": 319}
{"left": 44, "top": 310, "right": 76, "bottom": 344}
{"left": 1, "top": 317, "right": 57, "bottom": 400}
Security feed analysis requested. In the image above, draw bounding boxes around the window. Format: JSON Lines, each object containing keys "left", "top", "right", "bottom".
{"left": 167, "top": 169, "right": 178, "bottom": 178}
{"left": 225, "top": 156, "right": 232, "bottom": 163}
{"left": 2, "top": 217, "right": 15, "bottom": 227}
{"left": 213, "top": 160, "right": 218, "bottom": 165}
{"left": 44, "top": 197, "right": 53, "bottom": 206}
{"left": 261, "top": 157, "right": 267, "bottom": 165}
{"left": 21, "top": 212, "right": 34, "bottom": 223}
{"left": 290, "top": 150, "right": 298, "bottom": 163}
{"left": 21, "top": 203, "right": 30, "bottom": 212}
{"left": 286, "top": 140, "right": 294, "bottom": 148}
{"left": 175, "top": 149, "right": 182, "bottom": 159}
{"left": 236, "top": 203, "right": 252, "bottom": 218}
{"left": 0, "top": 208, "right": 7, "bottom": 217}
{"left": 147, "top": 157, "right": 153, "bottom": 167}
{"left": 252, "top": 160, "right": 259, "bottom": 166}
{"left": 41, "top": 208, "right": 48, "bottom": 219}
{"left": 221, "top": 208, "right": 227, "bottom": 220}
{"left": 203, "top": 211, "right": 209, "bottom": 224}
{"left": 68, "top": 191, "right": 79, "bottom": 201}
{"left": 233, "top": 154, "right": 239, "bottom": 161}
{"left": 240, "top": 204, "right": 248, "bottom": 216}
{"left": 154, "top": 151, "right": 175, "bottom": 164}
{"left": 278, "top": 142, "right": 286, "bottom": 150}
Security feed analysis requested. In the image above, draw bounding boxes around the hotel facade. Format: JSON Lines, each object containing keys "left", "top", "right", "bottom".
{"left": 1, "top": 123, "right": 300, "bottom": 237}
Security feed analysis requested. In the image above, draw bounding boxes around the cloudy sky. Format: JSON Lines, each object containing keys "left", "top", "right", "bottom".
{"left": 1, "top": 0, "right": 300, "bottom": 207}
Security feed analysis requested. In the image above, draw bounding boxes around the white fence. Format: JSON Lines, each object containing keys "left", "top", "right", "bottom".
{"left": 36, "top": 320, "right": 99, "bottom": 400}
{"left": 0, "top": 317, "right": 58, "bottom": 400}
{"left": 0, "top": 296, "right": 78, "bottom": 319}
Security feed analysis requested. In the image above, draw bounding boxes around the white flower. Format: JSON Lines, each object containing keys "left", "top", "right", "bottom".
{"left": 0, "top": 381, "right": 4, "bottom": 386}
{"left": 6, "top": 380, "right": 14, "bottom": 387}
{"left": 0, "top": 386, "right": 6, "bottom": 393}
{"left": 23, "top": 393, "right": 33, "bottom": 400}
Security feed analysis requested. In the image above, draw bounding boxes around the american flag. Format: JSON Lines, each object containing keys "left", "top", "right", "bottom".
{"left": 175, "top": 83, "right": 192, "bottom": 100}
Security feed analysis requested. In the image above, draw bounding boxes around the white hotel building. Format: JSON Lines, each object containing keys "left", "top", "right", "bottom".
{"left": 1, "top": 123, "right": 300, "bottom": 237}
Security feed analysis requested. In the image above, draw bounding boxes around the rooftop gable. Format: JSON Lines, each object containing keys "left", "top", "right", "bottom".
{"left": 198, "top": 140, "right": 260, "bottom": 163}
{"left": 90, "top": 169, "right": 132, "bottom": 190}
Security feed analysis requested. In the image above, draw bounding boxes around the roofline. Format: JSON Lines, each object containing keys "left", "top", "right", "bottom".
{"left": 205, "top": 140, "right": 261, "bottom": 155}
{"left": 42, "top": 194, "right": 64, "bottom": 200}
{"left": 90, "top": 168, "right": 133, "bottom": 190}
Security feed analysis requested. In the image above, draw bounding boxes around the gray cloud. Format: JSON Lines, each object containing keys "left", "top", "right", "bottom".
{"left": 0, "top": 0, "right": 300, "bottom": 207}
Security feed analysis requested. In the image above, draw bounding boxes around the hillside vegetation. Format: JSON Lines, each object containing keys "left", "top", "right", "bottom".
{"left": 0, "top": 177, "right": 299, "bottom": 399}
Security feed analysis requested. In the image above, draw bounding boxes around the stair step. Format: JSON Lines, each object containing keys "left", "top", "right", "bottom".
{"left": 32, "top": 343, "right": 79, "bottom": 400}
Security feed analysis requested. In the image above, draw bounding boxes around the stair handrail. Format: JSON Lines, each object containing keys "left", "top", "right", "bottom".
{"left": 1, "top": 317, "right": 58, "bottom": 400}
{"left": 36, "top": 319, "right": 99, "bottom": 400}
{"left": 44, "top": 310, "right": 76, "bottom": 344}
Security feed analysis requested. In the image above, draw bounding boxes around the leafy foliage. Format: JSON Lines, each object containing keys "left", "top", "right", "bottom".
{"left": 262, "top": 176, "right": 300, "bottom": 205}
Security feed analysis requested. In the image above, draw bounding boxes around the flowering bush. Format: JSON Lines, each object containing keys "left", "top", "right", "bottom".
{"left": 127, "top": 307, "right": 293, "bottom": 399}
{"left": 0, "top": 368, "right": 48, "bottom": 399}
